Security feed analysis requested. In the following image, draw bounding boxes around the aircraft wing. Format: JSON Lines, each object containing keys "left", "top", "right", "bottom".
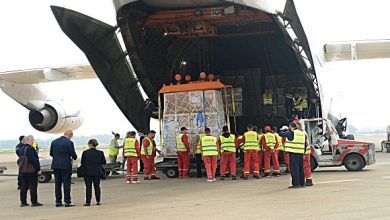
{"left": 0, "top": 64, "right": 96, "bottom": 84}
{"left": 324, "top": 40, "right": 390, "bottom": 62}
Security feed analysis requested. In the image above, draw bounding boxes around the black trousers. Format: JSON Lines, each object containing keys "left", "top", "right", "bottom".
{"left": 195, "top": 153, "right": 203, "bottom": 177}
{"left": 53, "top": 169, "right": 72, "bottom": 204}
{"left": 289, "top": 153, "right": 305, "bottom": 186}
{"left": 20, "top": 175, "right": 38, "bottom": 204}
{"left": 84, "top": 176, "right": 101, "bottom": 204}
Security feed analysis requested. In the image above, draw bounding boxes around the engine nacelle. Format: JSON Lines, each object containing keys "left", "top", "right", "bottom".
{"left": 28, "top": 101, "right": 83, "bottom": 133}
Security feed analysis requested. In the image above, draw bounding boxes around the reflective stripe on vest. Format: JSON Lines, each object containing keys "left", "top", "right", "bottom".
{"left": 141, "top": 137, "right": 153, "bottom": 156}
{"left": 284, "top": 130, "right": 305, "bottom": 154}
{"left": 220, "top": 135, "right": 236, "bottom": 153}
{"left": 176, "top": 134, "right": 187, "bottom": 152}
{"left": 201, "top": 136, "right": 218, "bottom": 156}
{"left": 243, "top": 131, "right": 259, "bottom": 151}
{"left": 276, "top": 134, "right": 284, "bottom": 151}
{"left": 123, "top": 138, "right": 137, "bottom": 157}
{"left": 264, "top": 132, "right": 276, "bottom": 149}
{"left": 293, "top": 97, "right": 303, "bottom": 111}
{"left": 196, "top": 133, "right": 206, "bottom": 154}
{"left": 108, "top": 139, "right": 119, "bottom": 156}
{"left": 263, "top": 93, "right": 273, "bottom": 105}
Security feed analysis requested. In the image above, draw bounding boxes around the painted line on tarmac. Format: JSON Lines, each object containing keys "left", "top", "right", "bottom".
{"left": 380, "top": 176, "right": 390, "bottom": 179}
{"left": 315, "top": 179, "right": 361, "bottom": 184}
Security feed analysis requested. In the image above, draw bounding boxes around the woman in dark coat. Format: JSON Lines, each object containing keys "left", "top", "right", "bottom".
{"left": 81, "top": 139, "right": 106, "bottom": 206}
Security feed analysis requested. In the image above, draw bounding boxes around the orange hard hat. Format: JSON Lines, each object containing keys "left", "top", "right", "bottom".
{"left": 264, "top": 126, "right": 271, "bottom": 132}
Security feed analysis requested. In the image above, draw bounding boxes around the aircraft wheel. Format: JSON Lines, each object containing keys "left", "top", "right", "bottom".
{"left": 344, "top": 154, "right": 365, "bottom": 171}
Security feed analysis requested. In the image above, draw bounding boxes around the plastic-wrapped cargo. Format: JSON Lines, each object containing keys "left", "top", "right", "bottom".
{"left": 160, "top": 83, "right": 227, "bottom": 157}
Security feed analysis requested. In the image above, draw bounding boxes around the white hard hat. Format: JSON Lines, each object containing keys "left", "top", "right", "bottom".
{"left": 280, "top": 126, "right": 289, "bottom": 131}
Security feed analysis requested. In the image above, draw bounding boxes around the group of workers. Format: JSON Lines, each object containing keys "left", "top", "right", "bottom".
{"left": 107, "top": 130, "right": 161, "bottom": 184}
{"left": 109, "top": 118, "right": 314, "bottom": 188}
{"left": 176, "top": 121, "right": 313, "bottom": 187}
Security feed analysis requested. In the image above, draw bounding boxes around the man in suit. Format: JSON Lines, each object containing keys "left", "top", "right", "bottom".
{"left": 50, "top": 130, "right": 77, "bottom": 207}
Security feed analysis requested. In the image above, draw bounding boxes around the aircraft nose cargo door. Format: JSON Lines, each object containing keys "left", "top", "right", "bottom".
{"left": 159, "top": 80, "right": 228, "bottom": 157}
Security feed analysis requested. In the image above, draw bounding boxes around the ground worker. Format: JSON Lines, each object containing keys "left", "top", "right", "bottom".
{"left": 296, "top": 121, "right": 314, "bottom": 186}
{"left": 108, "top": 133, "right": 121, "bottom": 175}
{"left": 257, "top": 128, "right": 264, "bottom": 176}
{"left": 138, "top": 131, "right": 145, "bottom": 174}
{"left": 280, "top": 122, "right": 306, "bottom": 188}
{"left": 218, "top": 126, "right": 237, "bottom": 180}
{"left": 200, "top": 127, "right": 219, "bottom": 182}
{"left": 275, "top": 126, "right": 290, "bottom": 173}
{"left": 261, "top": 126, "right": 281, "bottom": 177}
{"left": 293, "top": 94, "right": 303, "bottom": 119}
{"left": 141, "top": 130, "right": 160, "bottom": 180}
{"left": 241, "top": 124, "right": 260, "bottom": 179}
{"left": 123, "top": 131, "right": 141, "bottom": 184}
{"left": 194, "top": 130, "right": 206, "bottom": 178}
{"left": 176, "top": 127, "right": 190, "bottom": 178}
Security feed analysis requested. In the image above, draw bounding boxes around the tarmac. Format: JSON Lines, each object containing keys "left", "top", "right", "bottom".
{"left": 1, "top": 152, "right": 390, "bottom": 220}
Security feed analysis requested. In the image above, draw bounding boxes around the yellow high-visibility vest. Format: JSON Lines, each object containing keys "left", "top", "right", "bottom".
{"left": 220, "top": 135, "right": 236, "bottom": 153}
{"left": 263, "top": 93, "right": 273, "bottom": 105}
{"left": 201, "top": 136, "right": 218, "bottom": 156}
{"left": 176, "top": 134, "right": 187, "bottom": 152}
{"left": 123, "top": 138, "right": 137, "bottom": 157}
{"left": 293, "top": 97, "right": 303, "bottom": 111}
{"left": 285, "top": 130, "right": 305, "bottom": 154}
{"left": 264, "top": 132, "right": 277, "bottom": 149}
{"left": 108, "top": 138, "right": 119, "bottom": 156}
{"left": 141, "top": 137, "right": 153, "bottom": 156}
{"left": 32, "top": 141, "right": 38, "bottom": 152}
{"left": 243, "top": 131, "right": 259, "bottom": 151}
{"left": 196, "top": 133, "right": 206, "bottom": 154}
{"left": 276, "top": 134, "right": 284, "bottom": 151}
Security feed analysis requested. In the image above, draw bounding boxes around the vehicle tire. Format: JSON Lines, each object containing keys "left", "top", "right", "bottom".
{"left": 386, "top": 143, "right": 390, "bottom": 153}
{"left": 344, "top": 154, "right": 365, "bottom": 171}
{"left": 165, "top": 168, "right": 178, "bottom": 178}
{"left": 106, "top": 171, "right": 111, "bottom": 176}
{"left": 346, "top": 134, "right": 355, "bottom": 140}
{"left": 381, "top": 141, "right": 386, "bottom": 152}
{"left": 310, "top": 156, "right": 318, "bottom": 171}
{"left": 38, "top": 173, "right": 52, "bottom": 183}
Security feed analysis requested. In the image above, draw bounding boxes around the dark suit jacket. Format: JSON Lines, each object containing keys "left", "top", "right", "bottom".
{"left": 50, "top": 136, "right": 77, "bottom": 170}
{"left": 81, "top": 148, "right": 107, "bottom": 177}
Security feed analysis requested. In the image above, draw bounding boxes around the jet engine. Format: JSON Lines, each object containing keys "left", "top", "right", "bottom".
{"left": 28, "top": 101, "right": 83, "bottom": 133}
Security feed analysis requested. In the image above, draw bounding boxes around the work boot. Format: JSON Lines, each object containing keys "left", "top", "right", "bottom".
{"left": 144, "top": 176, "right": 150, "bottom": 180}
{"left": 262, "top": 173, "right": 269, "bottom": 178}
{"left": 254, "top": 176, "right": 260, "bottom": 179}
{"left": 274, "top": 173, "right": 280, "bottom": 177}
{"left": 243, "top": 177, "right": 249, "bottom": 180}
{"left": 31, "top": 202, "right": 43, "bottom": 207}
{"left": 305, "top": 179, "right": 314, "bottom": 186}
{"left": 232, "top": 176, "right": 237, "bottom": 180}
{"left": 20, "top": 203, "right": 29, "bottom": 207}
{"left": 285, "top": 168, "right": 290, "bottom": 173}
{"left": 151, "top": 176, "right": 160, "bottom": 180}
{"left": 220, "top": 176, "right": 225, "bottom": 180}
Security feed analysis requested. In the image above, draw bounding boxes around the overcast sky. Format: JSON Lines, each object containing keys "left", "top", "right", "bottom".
{"left": 1, "top": 0, "right": 390, "bottom": 140}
